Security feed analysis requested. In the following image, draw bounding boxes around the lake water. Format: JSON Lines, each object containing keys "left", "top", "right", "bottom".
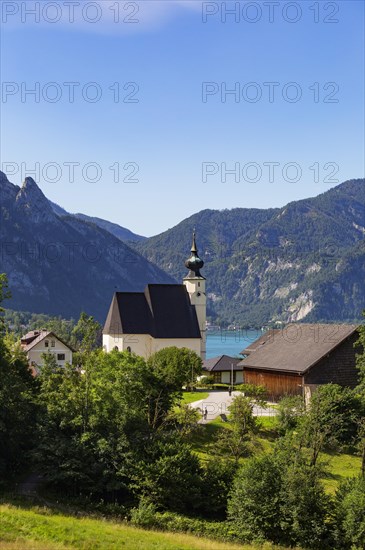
{"left": 206, "top": 329, "right": 264, "bottom": 359}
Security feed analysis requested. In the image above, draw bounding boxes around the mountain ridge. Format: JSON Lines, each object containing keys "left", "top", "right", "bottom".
{"left": 1, "top": 172, "right": 364, "bottom": 326}
{"left": 0, "top": 172, "right": 173, "bottom": 321}
{"left": 48, "top": 201, "right": 146, "bottom": 242}
{"left": 133, "top": 178, "right": 365, "bottom": 326}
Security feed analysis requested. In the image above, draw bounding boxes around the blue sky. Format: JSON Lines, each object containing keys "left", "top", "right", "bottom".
{"left": 1, "top": 0, "right": 364, "bottom": 236}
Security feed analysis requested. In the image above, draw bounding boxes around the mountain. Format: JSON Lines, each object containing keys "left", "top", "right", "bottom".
{"left": 2, "top": 171, "right": 364, "bottom": 327}
{"left": 0, "top": 172, "right": 173, "bottom": 321}
{"left": 49, "top": 202, "right": 146, "bottom": 242}
{"left": 134, "top": 179, "right": 365, "bottom": 326}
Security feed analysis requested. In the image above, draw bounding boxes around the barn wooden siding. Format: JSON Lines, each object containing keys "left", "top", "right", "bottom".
{"left": 304, "top": 333, "right": 360, "bottom": 388}
{"left": 243, "top": 369, "right": 303, "bottom": 401}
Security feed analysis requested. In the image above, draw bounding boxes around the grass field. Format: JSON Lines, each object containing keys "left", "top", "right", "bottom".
{"left": 0, "top": 504, "right": 295, "bottom": 550}
{"left": 181, "top": 392, "right": 209, "bottom": 405}
{"left": 190, "top": 415, "right": 362, "bottom": 490}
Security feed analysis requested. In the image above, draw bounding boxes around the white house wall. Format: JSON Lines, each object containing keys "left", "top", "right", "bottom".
{"left": 220, "top": 371, "right": 243, "bottom": 384}
{"left": 28, "top": 338, "right": 72, "bottom": 367}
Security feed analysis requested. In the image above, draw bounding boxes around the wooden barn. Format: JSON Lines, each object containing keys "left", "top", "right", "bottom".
{"left": 238, "top": 324, "right": 361, "bottom": 401}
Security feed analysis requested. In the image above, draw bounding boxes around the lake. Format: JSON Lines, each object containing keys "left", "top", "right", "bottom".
{"left": 206, "top": 329, "right": 264, "bottom": 358}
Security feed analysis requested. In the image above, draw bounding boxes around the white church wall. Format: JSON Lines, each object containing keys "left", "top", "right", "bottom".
{"left": 102, "top": 333, "right": 201, "bottom": 360}
{"left": 152, "top": 338, "right": 201, "bottom": 357}
{"left": 103, "top": 334, "right": 152, "bottom": 357}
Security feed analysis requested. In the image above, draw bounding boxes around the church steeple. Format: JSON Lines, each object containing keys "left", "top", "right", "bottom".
{"left": 183, "top": 231, "right": 206, "bottom": 360}
{"left": 185, "top": 230, "right": 205, "bottom": 279}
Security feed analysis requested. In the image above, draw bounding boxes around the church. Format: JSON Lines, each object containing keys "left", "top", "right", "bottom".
{"left": 103, "top": 233, "right": 206, "bottom": 360}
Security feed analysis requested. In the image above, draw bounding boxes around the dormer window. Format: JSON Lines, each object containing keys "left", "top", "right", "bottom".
{"left": 45, "top": 340, "right": 49, "bottom": 347}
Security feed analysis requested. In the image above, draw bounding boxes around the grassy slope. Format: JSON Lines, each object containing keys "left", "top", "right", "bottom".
{"left": 191, "top": 416, "right": 362, "bottom": 491}
{"left": 0, "top": 505, "right": 290, "bottom": 550}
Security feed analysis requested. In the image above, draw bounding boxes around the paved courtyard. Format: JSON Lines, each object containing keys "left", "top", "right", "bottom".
{"left": 189, "top": 391, "right": 277, "bottom": 422}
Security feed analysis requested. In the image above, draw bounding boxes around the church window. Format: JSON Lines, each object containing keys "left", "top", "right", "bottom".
{"left": 126, "top": 346, "right": 131, "bottom": 353}
{"left": 114, "top": 346, "right": 119, "bottom": 351}
{"left": 198, "top": 282, "right": 200, "bottom": 287}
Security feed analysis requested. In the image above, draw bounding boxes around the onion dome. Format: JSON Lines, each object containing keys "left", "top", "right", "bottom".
{"left": 185, "top": 231, "right": 204, "bottom": 278}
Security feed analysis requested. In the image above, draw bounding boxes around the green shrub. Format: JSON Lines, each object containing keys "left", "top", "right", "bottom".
{"left": 333, "top": 475, "right": 365, "bottom": 549}
{"left": 151, "top": 511, "right": 240, "bottom": 542}
{"left": 276, "top": 395, "right": 305, "bottom": 434}
{"left": 130, "top": 497, "right": 158, "bottom": 528}
{"left": 200, "top": 459, "right": 235, "bottom": 519}
{"left": 196, "top": 375, "right": 214, "bottom": 388}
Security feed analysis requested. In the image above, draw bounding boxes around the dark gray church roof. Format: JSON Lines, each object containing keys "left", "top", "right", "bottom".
{"left": 103, "top": 284, "right": 201, "bottom": 339}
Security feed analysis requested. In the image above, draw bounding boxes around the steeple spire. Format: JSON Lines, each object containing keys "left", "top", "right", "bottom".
{"left": 185, "top": 230, "right": 204, "bottom": 278}
{"left": 191, "top": 229, "right": 197, "bottom": 253}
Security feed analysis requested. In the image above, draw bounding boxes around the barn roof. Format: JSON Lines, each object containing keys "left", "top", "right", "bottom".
{"left": 238, "top": 324, "right": 360, "bottom": 374}
{"left": 103, "top": 284, "right": 201, "bottom": 339}
{"left": 203, "top": 355, "right": 242, "bottom": 372}
{"left": 241, "top": 329, "right": 280, "bottom": 355}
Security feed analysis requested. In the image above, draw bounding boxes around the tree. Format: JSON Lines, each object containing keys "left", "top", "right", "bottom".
{"left": 228, "top": 444, "right": 332, "bottom": 548}
{"left": 146, "top": 347, "right": 202, "bottom": 429}
{"left": 0, "top": 274, "right": 11, "bottom": 334}
{"left": 355, "top": 318, "right": 365, "bottom": 476}
{"left": 200, "top": 459, "right": 235, "bottom": 519}
{"left": 333, "top": 476, "right": 365, "bottom": 549}
{"left": 279, "top": 459, "right": 331, "bottom": 549}
{"left": 35, "top": 349, "right": 152, "bottom": 496}
{"left": 0, "top": 274, "right": 38, "bottom": 481}
{"left": 276, "top": 395, "right": 305, "bottom": 434}
{"left": 298, "top": 384, "right": 359, "bottom": 466}
{"left": 147, "top": 347, "right": 202, "bottom": 390}
{"left": 71, "top": 312, "right": 101, "bottom": 362}
{"left": 355, "top": 313, "right": 365, "bottom": 392}
{"left": 217, "top": 394, "right": 258, "bottom": 463}
{"left": 166, "top": 404, "right": 200, "bottom": 439}
{"left": 358, "top": 417, "right": 365, "bottom": 478}
{"left": 228, "top": 453, "right": 284, "bottom": 543}
{"left": 133, "top": 438, "right": 203, "bottom": 514}
{"left": 237, "top": 383, "right": 267, "bottom": 407}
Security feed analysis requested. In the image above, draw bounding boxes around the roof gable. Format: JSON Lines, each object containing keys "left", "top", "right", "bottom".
{"left": 21, "top": 330, "right": 74, "bottom": 352}
{"left": 203, "top": 355, "right": 241, "bottom": 372}
{"left": 238, "top": 324, "right": 360, "bottom": 374}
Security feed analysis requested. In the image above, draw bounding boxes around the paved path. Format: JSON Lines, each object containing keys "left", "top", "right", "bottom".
{"left": 189, "top": 391, "right": 277, "bottom": 422}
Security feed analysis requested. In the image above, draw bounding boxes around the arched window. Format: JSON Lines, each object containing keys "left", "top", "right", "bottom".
{"left": 126, "top": 346, "right": 132, "bottom": 353}
{"left": 113, "top": 346, "right": 119, "bottom": 351}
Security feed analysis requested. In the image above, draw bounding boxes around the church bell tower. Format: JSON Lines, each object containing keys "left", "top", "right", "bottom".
{"left": 183, "top": 231, "right": 206, "bottom": 360}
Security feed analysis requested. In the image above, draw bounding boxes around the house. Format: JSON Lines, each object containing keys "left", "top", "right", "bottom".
{"left": 20, "top": 330, "right": 73, "bottom": 373}
{"left": 238, "top": 324, "right": 361, "bottom": 401}
{"left": 103, "top": 233, "right": 207, "bottom": 359}
{"left": 203, "top": 355, "right": 242, "bottom": 384}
